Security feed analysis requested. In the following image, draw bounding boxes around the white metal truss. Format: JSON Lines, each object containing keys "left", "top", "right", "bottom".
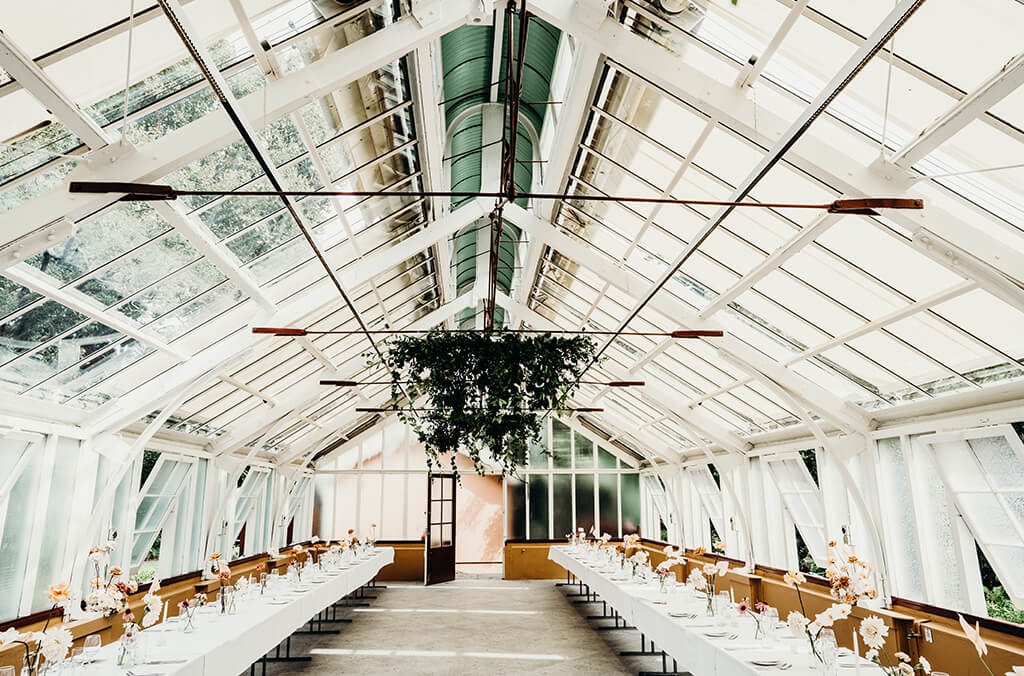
{"left": 0, "top": 30, "right": 111, "bottom": 150}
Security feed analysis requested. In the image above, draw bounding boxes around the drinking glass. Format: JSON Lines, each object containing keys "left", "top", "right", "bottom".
{"left": 762, "top": 607, "right": 779, "bottom": 642}
{"left": 817, "top": 628, "right": 838, "bottom": 676}
{"left": 0, "top": 666, "right": 14, "bottom": 676}
{"left": 83, "top": 635, "right": 101, "bottom": 664}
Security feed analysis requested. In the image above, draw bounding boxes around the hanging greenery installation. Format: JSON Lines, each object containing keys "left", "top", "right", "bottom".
{"left": 373, "top": 330, "right": 598, "bottom": 477}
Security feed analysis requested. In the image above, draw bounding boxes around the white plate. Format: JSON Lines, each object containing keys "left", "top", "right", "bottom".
{"left": 267, "top": 599, "right": 289, "bottom": 605}
{"left": 750, "top": 658, "right": 781, "bottom": 667}
{"left": 668, "top": 611, "right": 691, "bottom": 618}
{"left": 703, "top": 630, "right": 730, "bottom": 638}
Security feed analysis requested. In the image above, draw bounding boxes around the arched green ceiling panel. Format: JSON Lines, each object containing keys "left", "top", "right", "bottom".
{"left": 439, "top": 16, "right": 562, "bottom": 328}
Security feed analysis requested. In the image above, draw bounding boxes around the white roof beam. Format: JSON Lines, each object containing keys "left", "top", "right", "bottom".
{"left": 504, "top": 203, "right": 872, "bottom": 436}
{"left": 734, "top": 0, "right": 810, "bottom": 88}
{"left": 0, "top": 30, "right": 111, "bottom": 149}
{"left": 0, "top": 0, "right": 475, "bottom": 250}
{"left": 698, "top": 213, "right": 841, "bottom": 319}
{"left": 294, "top": 336, "right": 338, "bottom": 371}
{"left": 150, "top": 202, "right": 275, "bottom": 312}
{"left": 218, "top": 374, "right": 277, "bottom": 407}
{"left": 890, "top": 49, "right": 1024, "bottom": 168}
{"left": 3, "top": 264, "right": 189, "bottom": 362}
{"left": 535, "top": 37, "right": 600, "bottom": 222}
{"left": 530, "top": 0, "right": 1024, "bottom": 318}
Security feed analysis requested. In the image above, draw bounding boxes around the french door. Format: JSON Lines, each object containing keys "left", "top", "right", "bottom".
{"left": 425, "top": 472, "right": 456, "bottom": 585}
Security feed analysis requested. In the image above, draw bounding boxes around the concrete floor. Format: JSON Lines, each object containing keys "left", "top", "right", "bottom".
{"left": 264, "top": 574, "right": 679, "bottom": 675}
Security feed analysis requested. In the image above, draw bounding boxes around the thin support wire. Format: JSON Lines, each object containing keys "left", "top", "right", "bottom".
{"left": 120, "top": 0, "right": 138, "bottom": 144}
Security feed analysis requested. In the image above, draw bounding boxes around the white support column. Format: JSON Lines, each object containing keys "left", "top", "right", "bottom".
{"left": 890, "top": 49, "right": 1024, "bottom": 167}
{"left": 0, "top": 31, "right": 110, "bottom": 149}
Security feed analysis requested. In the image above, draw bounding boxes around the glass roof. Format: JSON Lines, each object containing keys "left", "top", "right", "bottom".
{"left": 0, "top": 0, "right": 1022, "bottom": 464}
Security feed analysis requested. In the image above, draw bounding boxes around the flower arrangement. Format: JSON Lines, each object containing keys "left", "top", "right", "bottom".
{"left": 957, "top": 614, "right": 993, "bottom": 676}
{"left": 655, "top": 547, "right": 683, "bottom": 592}
{"left": 712, "top": 539, "right": 726, "bottom": 554}
{"left": 627, "top": 549, "right": 649, "bottom": 575}
{"left": 698, "top": 560, "right": 730, "bottom": 614}
{"left": 217, "top": 562, "right": 232, "bottom": 613}
{"left": 691, "top": 546, "right": 707, "bottom": 557}
{"left": 623, "top": 534, "right": 640, "bottom": 551}
{"left": 84, "top": 541, "right": 135, "bottom": 616}
{"left": 737, "top": 599, "right": 771, "bottom": 639}
{"left": 0, "top": 613, "right": 74, "bottom": 673}
{"left": 785, "top": 540, "right": 876, "bottom": 664}
{"left": 141, "top": 580, "right": 162, "bottom": 628}
{"left": 857, "top": 616, "right": 931, "bottom": 674}
{"left": 118, "top": 610, "right": 140, "bottom": 666}
{"left": 177, "top": 595, "right": 202, "bottom": 633}
{"left": 686, "top": 567, "right": 707, "bottom": 591}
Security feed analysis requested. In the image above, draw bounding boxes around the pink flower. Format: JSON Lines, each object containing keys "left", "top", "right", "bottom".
{"left": 737, "top": 601, "right": 750, "bottom": 615}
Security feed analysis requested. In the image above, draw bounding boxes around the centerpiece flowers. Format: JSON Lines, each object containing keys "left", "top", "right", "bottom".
{"left": 627, "top": 549, "right": 649, "bottom": 579}
{"left": 118, "top": 610, "right": 139, "bottom": 666}
{"left": 375, "top": 330, "right": 597, "bottom": 477}
{"left": 857, "top": 616, "right": 931, "bottom": 674}
{"left": 217, "top": 562, "right": 232, "bottom": 614}
{"left": 84, "top": 541, "right": 136, "bottom": 617}
{"left": 655, "top": 546, "right": 683, "bottom": 593}
{"left": 696, "top": 560, "right": 730, "bottom": 615}
{"left": 1, "top": 584, "right": 75, "bottom": 674}
{"left": 737, "top": 599, "right": 771, "bottom": 639}
{"left": 785, "top": 540, "right": 876, "bottom": 665}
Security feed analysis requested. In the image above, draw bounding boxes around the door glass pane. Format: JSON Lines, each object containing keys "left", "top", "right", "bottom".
{"left": 574, "top": 431, "right": 594, "bottom": 468}
{"left": 552, "top": 474, "right": 573, "bottom": 538}
{"left": 599, "top": 474, "right": 618, "bottom": 536}
{"left": 528, "top": 474, "right": 548, "bottom": 539}
{"left": 552, "top": 420, "right": 571, "bottom": 469}
{"left": 529, "top": 423, "right": 548, "bottom": 468}
{"left": 441, "top": 523, "right": 452, "bottom": 546}
{"left": 507, "top": 476, "right": 526, "bottom": 539}
{"left": 575, "top": 474, "right": 595, "bottom": 534}
{"left": 621, "top": 473, "right": 641, "bottom": 535}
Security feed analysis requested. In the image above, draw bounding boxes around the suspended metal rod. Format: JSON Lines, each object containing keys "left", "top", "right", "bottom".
{"left": 65, "top": 182, "right": 923, "bottom": 214}
{"left": 252, "top": 327, "right": 724, "bottom": 337}
{"left": 355, "top": 407, "right": 604, "bottom": 413}
{"left": 323, "top": 379, "right": 645, "bottom": 387}
{"left": 549, "top": 0, "right": 930, "bottom": 416}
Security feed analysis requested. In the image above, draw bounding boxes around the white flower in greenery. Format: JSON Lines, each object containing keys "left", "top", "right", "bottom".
{"left": 895, "top": 651, "right": 910, "bottom": 662}
{"left": 787, "top": 611, "right": 808, "bottom": 638}
{"left": 829, "top": 603, "right": 852, "bottom": 620}
{"left": 702, "top": 563, "right": 718, "bottom": 576}
{"left": 39, "top": 627, "right": 73, "bottom": 663}
{"left": 918, "top": 656, "right": 931, "bottom": 673}
{"left": 897, "top": 664, "right": 914, "bottom": 676}
{"left": 860, "top": 616, "right": 888, "bottom": 650}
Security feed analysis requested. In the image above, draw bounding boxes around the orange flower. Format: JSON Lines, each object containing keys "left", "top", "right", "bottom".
{"left": 784, "top": 570, "right": 806, "bottom": 586}
{"left": 47, "top": 583, "right": 72, "bottom": 603}
{"left": 210, "top": 552, "right": 222, "bottom": 560}
{"left": 347, "top": 528, "right": 355, "bottom": 535}
{"left": 109, "top": 567, "right": 122, "bottom": 577}
{"left": 692, "top": 547, "right": 707, "bottom": 557}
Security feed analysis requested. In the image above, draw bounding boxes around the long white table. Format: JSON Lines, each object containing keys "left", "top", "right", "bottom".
{"left": 92, "top": 548, "right": 394, "bottom": 676}
{"left": 550, "top": 546, "right": 883, "bottom": 676}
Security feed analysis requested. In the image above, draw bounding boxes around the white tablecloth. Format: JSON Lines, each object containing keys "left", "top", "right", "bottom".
{"left": 549, "top": 546, "right": 883, "bottom": 676}
{"left": 91, "top": 548, "right": 394, "bottom": 676}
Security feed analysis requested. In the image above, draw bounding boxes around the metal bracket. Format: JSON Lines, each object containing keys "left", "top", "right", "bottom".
{"left": 0, "top": 216, "right": 76, "bottom": 273}
{"left": 411, "top": 0, "right": 442, "bottom": 27}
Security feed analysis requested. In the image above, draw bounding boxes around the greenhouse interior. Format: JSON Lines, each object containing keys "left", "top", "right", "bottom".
{"left": 0, "top": 0, "right": 1023, "bottom": 674}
